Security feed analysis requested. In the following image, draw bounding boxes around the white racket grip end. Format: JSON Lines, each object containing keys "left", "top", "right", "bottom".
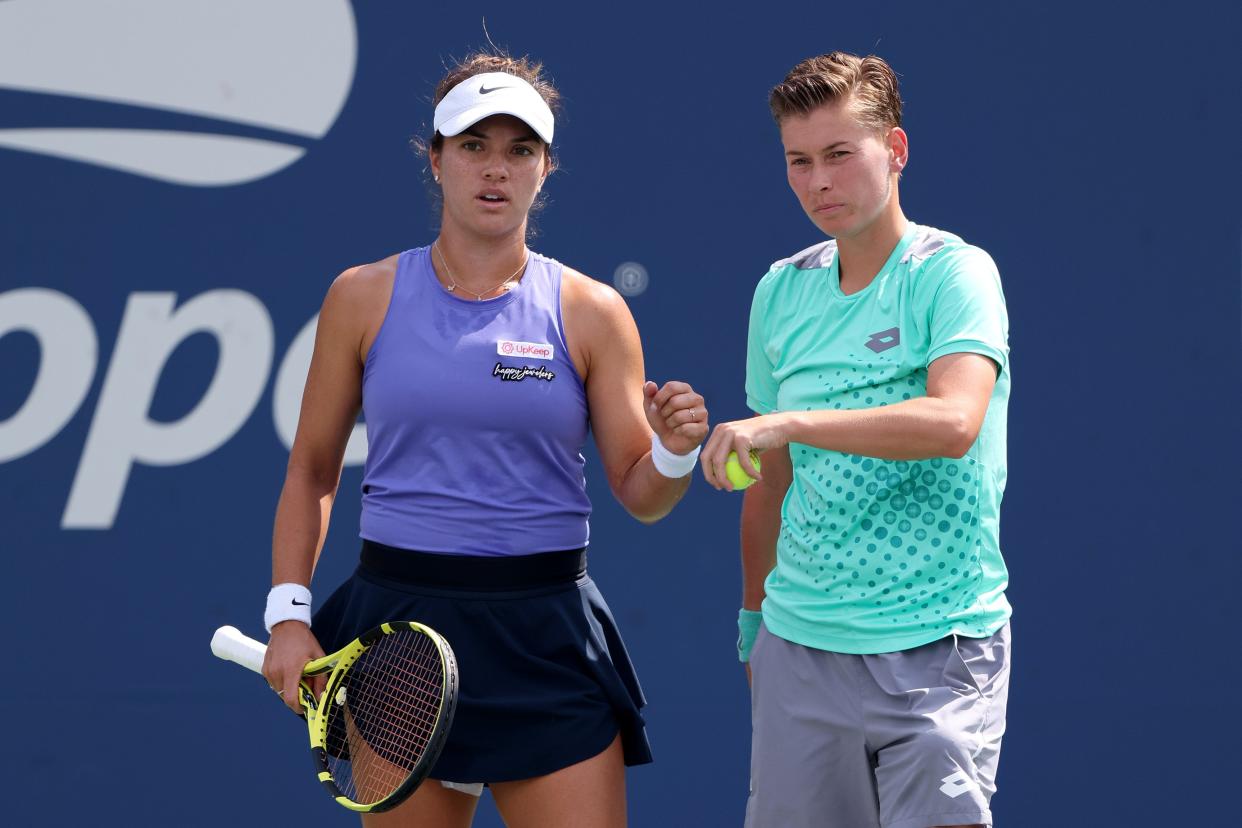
{"left": 211, "top": 625, "right": 268, "bottom": 674}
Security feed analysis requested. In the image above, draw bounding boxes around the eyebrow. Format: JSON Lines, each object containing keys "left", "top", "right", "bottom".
{"left": 786, "top": 141, "right": 851, "bottom": 156}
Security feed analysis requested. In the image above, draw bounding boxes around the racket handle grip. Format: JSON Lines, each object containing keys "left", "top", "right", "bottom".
{"left": 211, "top": 625, "right": 268, "bottom": 674}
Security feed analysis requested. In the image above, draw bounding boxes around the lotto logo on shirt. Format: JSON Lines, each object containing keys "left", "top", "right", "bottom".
{"left": 497, "top": 340, "right": 554, "bottom": 360}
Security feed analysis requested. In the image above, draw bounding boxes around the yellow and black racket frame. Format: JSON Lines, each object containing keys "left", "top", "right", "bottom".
{"left": 300, "top": 621, "right": 460, "bottom": 813}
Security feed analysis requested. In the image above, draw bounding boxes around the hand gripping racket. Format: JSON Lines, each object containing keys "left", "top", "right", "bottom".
{"left": 210, "top": 622, "right": 459, "bottom": 813}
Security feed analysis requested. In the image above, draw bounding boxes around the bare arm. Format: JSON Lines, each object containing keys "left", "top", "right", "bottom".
{"left": 562, "top": 270, "right": 708, "bottom": 523}
{"left": 270, "top": 274, "right": 366, "bottom": 585}
{"left": 264, "top": 261, "right": 392, "bottom": 711}
{"left": 740, "top": 443, "right": 792, "bottom": 611}
{"left": 702, "top": 353, "right": 997, "bottom": 488}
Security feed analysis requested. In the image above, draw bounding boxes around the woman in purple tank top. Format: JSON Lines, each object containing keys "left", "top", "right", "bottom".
{"left": 258, "top": 52, "right": 709, "bottom": 827}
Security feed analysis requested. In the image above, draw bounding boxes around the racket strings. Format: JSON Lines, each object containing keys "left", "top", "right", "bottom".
{"left": 323, "top": 630, "right": 446, "bottom": 804}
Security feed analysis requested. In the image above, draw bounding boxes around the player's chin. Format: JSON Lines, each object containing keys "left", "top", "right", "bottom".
{"left": 809, "top": 208, "right": 858, "bottom": 237}
{"left": 468, "top": 209, "right": 528, "bottom": 237}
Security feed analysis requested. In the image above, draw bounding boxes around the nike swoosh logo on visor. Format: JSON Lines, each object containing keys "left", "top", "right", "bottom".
{"left": 478, "top": 84, "right": 511, "bottom": 94}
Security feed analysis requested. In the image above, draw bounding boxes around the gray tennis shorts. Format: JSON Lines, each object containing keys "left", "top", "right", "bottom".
{"left": 745, "top": 622, "right": 1010, "bottom": 828}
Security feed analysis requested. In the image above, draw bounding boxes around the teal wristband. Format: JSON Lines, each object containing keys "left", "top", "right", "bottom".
{"left": 737, "top": 608, "right": 763, "bottom": 662}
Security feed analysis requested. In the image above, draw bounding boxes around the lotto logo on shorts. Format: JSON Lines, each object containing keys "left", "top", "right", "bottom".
{"left": 939, "top": 770, "right": 977, "bottom": 799}
{"left": 497, "top": 340, "right": 554, "bottom": 360}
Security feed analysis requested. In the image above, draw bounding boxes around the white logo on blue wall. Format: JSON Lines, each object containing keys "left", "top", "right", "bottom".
{"left": 613, "top": 262, "right": 649, "bottom": 297}
{"left": 0, "top": 289, "right": 367, "bottom": 530}
{"left": 0, "top": 0, "right": 357, "bottom": 186}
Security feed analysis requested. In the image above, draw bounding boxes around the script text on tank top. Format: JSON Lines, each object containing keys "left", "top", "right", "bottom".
{"left": 0, "top": 287, "right": 368, "bottom": 530}
{"left": 493, "top": 363, "right": 556, "bottom": 382}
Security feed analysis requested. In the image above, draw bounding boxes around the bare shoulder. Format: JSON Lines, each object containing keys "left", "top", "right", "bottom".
{"left": 561, "top": 266, "right": 633, "bottom": 332}
{"left": 324, "top": 253, "right": 399, "bottom": 316}
{"left": 560, "top": 266, "right": 641, "bottom": 381}
{"left": 318, "top": 253, "right": 400, "bottom": 357}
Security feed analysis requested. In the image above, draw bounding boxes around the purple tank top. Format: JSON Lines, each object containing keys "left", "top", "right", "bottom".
{"left": 359, "top": 246, "right": 591, "bottom": 556}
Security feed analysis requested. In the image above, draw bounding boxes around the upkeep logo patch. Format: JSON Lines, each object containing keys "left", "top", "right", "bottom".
{"left": 497, "top": 340, "right": 554, "bottom": 360}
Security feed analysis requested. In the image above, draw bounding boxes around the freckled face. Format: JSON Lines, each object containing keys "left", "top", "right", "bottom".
{"left": 430, "top": 114, "right": 549, "bottom": 237}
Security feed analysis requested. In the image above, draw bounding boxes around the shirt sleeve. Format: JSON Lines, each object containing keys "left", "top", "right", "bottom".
{"left": 745, "top": 271, "right": 780, "bottom": 414}
{"left": 921, "top": 246, "right": 1010, "bottom": 371}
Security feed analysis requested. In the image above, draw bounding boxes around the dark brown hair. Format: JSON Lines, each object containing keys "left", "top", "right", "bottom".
{"left": 769, "top": 51, "right": 902, "bottom": 132}
{"left": 412, "top": 51, "right": 562, "bottom": 230}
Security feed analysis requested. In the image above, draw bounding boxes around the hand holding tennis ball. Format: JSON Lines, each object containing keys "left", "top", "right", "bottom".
{"left": 725, "top": 450, "right": 761, "bottom": 491}
{"left": 700, "top": 413, "right": 789, "bottom": 491}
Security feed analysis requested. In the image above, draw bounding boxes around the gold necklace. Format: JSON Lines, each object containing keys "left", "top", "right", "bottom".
{"left": 433, "top": 241, "right": 528, "bottom": 301}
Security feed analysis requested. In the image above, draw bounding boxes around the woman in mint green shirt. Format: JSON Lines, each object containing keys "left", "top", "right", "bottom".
{"left": 701, "top": 52, "right": 1012, "bottom": 828}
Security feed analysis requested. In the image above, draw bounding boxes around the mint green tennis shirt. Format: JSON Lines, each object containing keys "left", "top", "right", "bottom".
{"left": 746, "top": 222, "right": 1012, "bottom": 654}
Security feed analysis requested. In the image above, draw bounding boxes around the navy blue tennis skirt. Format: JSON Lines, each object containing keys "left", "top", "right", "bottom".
{"left": 311, "top": 540, "right": 652, "bottom": 783}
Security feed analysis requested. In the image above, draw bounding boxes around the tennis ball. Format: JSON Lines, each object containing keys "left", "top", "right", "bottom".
{"left": 725, "top": 450, "right": 761, "bottom": 491}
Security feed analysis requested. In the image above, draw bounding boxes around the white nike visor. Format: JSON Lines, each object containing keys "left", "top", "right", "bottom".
{"left": 433, "top": 72, "right": 555, "bottom": 145}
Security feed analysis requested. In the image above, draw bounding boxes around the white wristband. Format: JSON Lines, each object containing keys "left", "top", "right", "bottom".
{"left": 264, "top": 582, "right": 312, "bottom": 633}
{"left": 650, "top": 432, "right": 701, "bottom": 478}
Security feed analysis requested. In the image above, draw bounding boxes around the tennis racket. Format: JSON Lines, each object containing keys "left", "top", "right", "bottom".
{"left": 210, "top": 621, "right": 459, "bottom": 813}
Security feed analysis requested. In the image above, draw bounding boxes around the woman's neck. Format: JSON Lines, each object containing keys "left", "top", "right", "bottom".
{"left": 432, "top": 224, "right": 529, "bottom": 297}
{"left": 835, "top": 204, "right": 908, "bottom": 295}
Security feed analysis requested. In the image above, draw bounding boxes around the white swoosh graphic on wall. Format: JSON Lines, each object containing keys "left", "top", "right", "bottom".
{"left": 0, "top": 129, "right": 305, "bottom": 187}
{"left": 0, "top": 0, "right": 356, "bottom": 185}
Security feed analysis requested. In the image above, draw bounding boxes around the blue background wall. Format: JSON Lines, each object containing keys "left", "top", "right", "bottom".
{"left": 2, "top": 1, "right": 1239, "bottom": 825}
